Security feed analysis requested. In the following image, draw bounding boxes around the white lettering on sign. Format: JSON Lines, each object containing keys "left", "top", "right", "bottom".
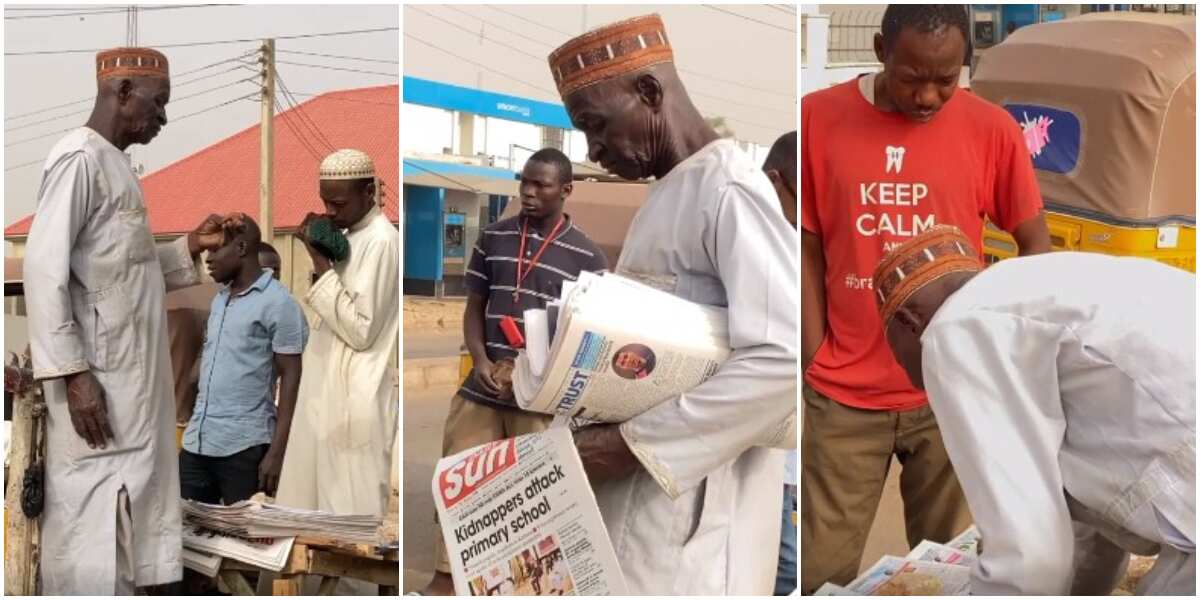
{"left": 496, "top": 102, "right": 532, "bottom": 118}
{"left": 856, "top": 212, "right": 936, "bottom": 237}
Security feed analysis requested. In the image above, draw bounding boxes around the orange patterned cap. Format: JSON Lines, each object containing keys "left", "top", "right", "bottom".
{"left": 873, "top": 225, "right": 983, "bottom": 328}
{"left": 96, "top": 47, "right": 169, "bottom": 80}
{"left": 548, "top": 14, "right": 673, "bottom": 98}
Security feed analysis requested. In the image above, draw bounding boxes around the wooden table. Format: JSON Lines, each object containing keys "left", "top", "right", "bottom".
{"left": 217, "top": 536, "right": 399, "bottom": 596}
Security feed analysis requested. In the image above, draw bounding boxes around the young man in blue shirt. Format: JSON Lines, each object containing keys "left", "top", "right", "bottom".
{"left": 180, "top": 215, "right": 308, "bottom": 503}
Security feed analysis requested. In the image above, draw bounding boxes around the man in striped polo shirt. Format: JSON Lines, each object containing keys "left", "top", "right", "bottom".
{"left": 421, "top": 147, "right": 607, "bottom": 596}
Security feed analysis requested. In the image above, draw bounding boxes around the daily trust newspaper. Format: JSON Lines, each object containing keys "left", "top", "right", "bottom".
{"left": 432, "top": 428, "right": 627, "bottom": 596}
{"left": 514, "top": 272, "right": 795, "bottom": 448}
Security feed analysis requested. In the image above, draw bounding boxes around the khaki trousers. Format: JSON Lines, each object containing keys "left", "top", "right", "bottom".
{"left": 433, "top": 395, "right": 552, "bottom": 574}
{"left": 800, "top": 386, "right": 972, "bottom": 593}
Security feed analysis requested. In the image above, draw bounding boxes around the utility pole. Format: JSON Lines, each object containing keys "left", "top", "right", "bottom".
{"left": 259, "top": 39, "right": 275, "bottom": 246}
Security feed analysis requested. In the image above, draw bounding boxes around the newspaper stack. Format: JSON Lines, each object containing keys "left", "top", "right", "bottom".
{"left": 815, "top": 526, "right": 980, "bottom": 596}
{"left": 433, "top": 428, "right": 628, "bottom": 595}
{"left": 182, "top": 499, "right": 382, "bottom": 545}
{"left": 182, "top": 525, "right": 294, "bottom": 572}
{"left": 513, "top": 271, "right": 730, "bottom": 423}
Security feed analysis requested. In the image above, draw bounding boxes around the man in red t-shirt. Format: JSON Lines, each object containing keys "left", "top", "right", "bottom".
{"left": 799, "top": 5, "right": 1051, "bottom": 592}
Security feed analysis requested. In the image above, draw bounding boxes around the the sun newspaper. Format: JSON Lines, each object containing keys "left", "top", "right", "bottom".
{"left": 432, "top": 428, "right": 627, "bottom": 596}
{"left": 513, "top": 272, "right": 796, "bottom": 448}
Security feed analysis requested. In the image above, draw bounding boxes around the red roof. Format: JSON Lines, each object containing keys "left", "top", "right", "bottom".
{"left": 6, "top": 84, "right": 398, "bottom": 237}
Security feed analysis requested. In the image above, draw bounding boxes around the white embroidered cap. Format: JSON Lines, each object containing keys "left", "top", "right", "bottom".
{"left": 319, "top": 148, "right": 375, "bottom": 181}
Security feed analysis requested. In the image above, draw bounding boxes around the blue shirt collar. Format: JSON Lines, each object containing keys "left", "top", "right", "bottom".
{"left": 221, "top": 268, "right": 275, "bottom": 298}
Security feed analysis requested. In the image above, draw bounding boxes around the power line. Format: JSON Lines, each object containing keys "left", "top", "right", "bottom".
{"left": 286, "top": 91, "right": 397, "bottom": 107}
{"left": 275, "top": 70, "right": 335, "bottom": 153}
{"left": 5, "top": 77, "right": 256, "bottom": 142}
{"left": 6, "top": 26, "right": 399, "bottom": 56}
{"left": 409, "top": 6, "right": 545, "bottom": 62}
{"left": 172, "top": 91, "right": 258, "bottom": 122}
{"left": 412, "top": 6, "right": 790, "bottom": 115}
{"left": 275, "top": 97, "right": 324, "bottom": 161}
{"left": 404, "top": 33, "right": 558, "bottom": 97}
{"left": 5, "top": 158, "right": 44, "bottom": 172}
{"left": 473, "top": 4, "right": 795, "bottom": 100}
{"left": 4, "top": 52, "right": 255, "bottom": 123}
{"left": 274, "top": 60, "right": 398, "bottom": 78}
{"left": 481, "top": 5, "right": 565, "bottom": 40}
{"left": 403, "top": 159, "right": 487, "bottom": 195}
{"left": 4, "top": 4, "right": 227, "bottom": 20}
{"left": 276, "top": 49, "right": 397, "bottom": 65}
{"left": 5, "top": 90, "right": 258, "bottom": 148}
{"left": 702, "top": 5, "right": 795, "bottom": 33}
{"left": 767, "top": 4, "right": 798, "bottom": 16}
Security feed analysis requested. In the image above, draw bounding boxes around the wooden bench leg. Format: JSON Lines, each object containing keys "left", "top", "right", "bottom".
{"left": 272, "top": 574, "right": 302, "bottom": 596}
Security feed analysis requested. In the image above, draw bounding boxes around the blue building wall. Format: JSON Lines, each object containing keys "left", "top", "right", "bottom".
{"left": 404, "top": 184, "right": 444, "bottom": 284}
{"left": 403, "top": 76, "right": 574, "bottom": 130}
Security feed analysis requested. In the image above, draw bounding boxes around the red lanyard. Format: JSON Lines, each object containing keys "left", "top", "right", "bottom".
{"left": 514, "top": 216, "right": 565, "bottom": 304}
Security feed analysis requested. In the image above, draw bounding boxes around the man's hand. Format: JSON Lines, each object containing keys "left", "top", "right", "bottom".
{"left": 64, "top": 371, "right": 114, "bottom": 449}
{"left": 473, "top": 358, "right": 501, "bottom": 394}
{"left": 188, "top": 213, "right": 227, "bottom": 256}
{"left": 574, "top": 424, "right": 640, "bottom": 485}
{"left": 258, "top": 445, "right": 285, "bottom": 496}
{"left": 297, "top": 212, "right": 333, "bottom": 277}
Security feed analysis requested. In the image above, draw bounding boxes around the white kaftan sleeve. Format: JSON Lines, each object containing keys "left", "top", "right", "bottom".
{"left": 25, "top": 152, "right": 94, "bottom": 380}
{"left": 306, "top": 233, "right": 399, "bottom": 352}
{"left": 156, "top": 236, "right": 201, "bottom": 291}
{"left": 921, "top": 312, "right": 1075, "bottom": 595}
{"left": 620, "top": 181, "right": 798, "bottom": 499}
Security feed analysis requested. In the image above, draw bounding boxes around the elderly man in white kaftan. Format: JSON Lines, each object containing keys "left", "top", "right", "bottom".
{"left": 23, "top": 47, "right": 223, "bottom": 595}
{"left": 276, "top": 149, "right": 399, "bottom": 518}
{"left": 874, "top": 226, "right": 1195, "bottom": 596}
{"left": 548, "top": 15, "right": 798, "bottom": 595}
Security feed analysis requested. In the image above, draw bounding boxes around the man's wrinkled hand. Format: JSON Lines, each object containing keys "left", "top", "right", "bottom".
{"left": 188, "top": 213, "right": 226, "bottom": 255}
{"left": 574, "top": 424, "right": 640, "bottom": 485}
{"left": 258, "top": 446, "right": 285, "bottom": 496}
{"left": 64, "top": 371, "right": 114, "bottom": 449}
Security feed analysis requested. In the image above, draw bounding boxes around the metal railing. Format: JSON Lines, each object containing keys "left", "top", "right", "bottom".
{"left": 827, "top": 9, "right": 885, "bottom": 64}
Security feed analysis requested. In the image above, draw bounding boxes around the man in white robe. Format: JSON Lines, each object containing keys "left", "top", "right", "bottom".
{"left": 547, "top": 15, "right": 798, "bottom": 594}
{"left": 23, "top": 47, "right": 225, "bottom": 595}
{"left": 276, "top": 149, "right": 399, "bottom": 519}
{"left": 875, "top": 225, "right": 1195, "bottom": 595}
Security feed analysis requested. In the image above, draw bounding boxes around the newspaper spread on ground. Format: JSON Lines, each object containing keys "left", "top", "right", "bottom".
{"left": 432, "top": 428, "right": 627, "bottom": 596}
{"left": 182, "top": 548, "right": 223, "bottom": 578}
{"left": 514, "top": 272, "right": 729, "bottom": 423}
{"left": 182, "top": 525, "right": 294, "bottom": 572}
{"left": 946, "top": 525, "right": 981, "bottom": 556}
{"left": 905, "top": 540, "right": 976, "bottom": 567}
{"left": 847, "top": 556, "right": 970, "bottom": 595}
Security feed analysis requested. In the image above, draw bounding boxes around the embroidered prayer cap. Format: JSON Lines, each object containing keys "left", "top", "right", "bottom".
{"left": 96, "top": 47, "right": 169, "bottom": 81}
{"left": 548, "top": 13, "right": 674, "bottom": 98}
{"left": 319, "top": 149, "right": 375, "bottom": 181}
{"left": 873, "top": 225, "right": 983, "bottom": 329}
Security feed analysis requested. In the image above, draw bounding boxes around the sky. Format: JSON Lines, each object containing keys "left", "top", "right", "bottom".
{"left": 403, "top": 4, "right": 798, "bottom": 147}
{"left": 4, "top": 3, "right": 399, "bottom": 227}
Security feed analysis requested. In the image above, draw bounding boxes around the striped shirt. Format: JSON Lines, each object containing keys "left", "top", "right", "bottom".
{"left": 458, "top": 214, "right": 607, "bottom": 408}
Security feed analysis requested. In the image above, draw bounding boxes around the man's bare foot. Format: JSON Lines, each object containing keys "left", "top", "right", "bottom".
{"left": 419, "top": 571, "right": 455, "bottom": 596}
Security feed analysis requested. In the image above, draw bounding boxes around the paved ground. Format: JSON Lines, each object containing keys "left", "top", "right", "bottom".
{"left": 403, "top": 330, "right": 464, "bottom": 360}
{"left": 860, "top": 459, "right": 911, "bottom": 572}
{"left": 402, "top": 383, "right": 456, "bottom": 593}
